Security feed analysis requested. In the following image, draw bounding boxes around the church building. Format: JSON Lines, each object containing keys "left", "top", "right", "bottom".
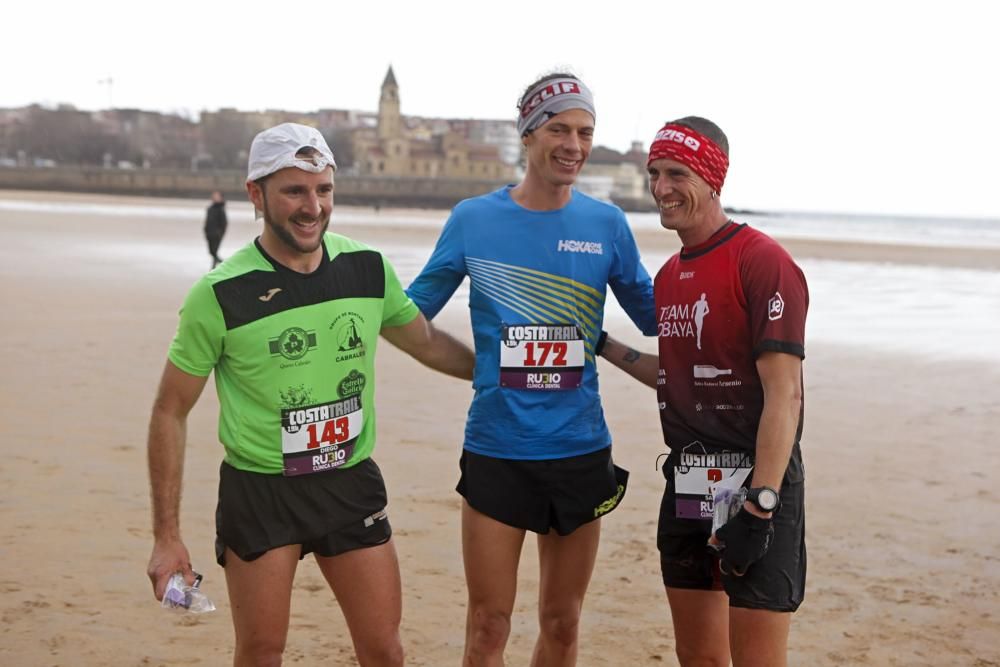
{"left": 351, "top": 67, "right": 516, "bottom": 181}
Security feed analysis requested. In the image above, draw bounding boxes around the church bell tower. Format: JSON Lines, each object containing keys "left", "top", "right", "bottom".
{"left": 378, "top": 65, "right": 402, "bottom": 140}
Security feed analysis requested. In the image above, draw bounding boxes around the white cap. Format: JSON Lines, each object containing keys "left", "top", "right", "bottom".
{"left": 246, "top": 123, "right": 337, "bottom": 182}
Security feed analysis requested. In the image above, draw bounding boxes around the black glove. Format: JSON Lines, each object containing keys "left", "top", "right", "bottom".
{"left": 713, "top": 508, "right": 774, "bottom": 576}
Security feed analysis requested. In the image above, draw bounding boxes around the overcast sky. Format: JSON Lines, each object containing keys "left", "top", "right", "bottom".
{"left": 4, "top": 0, "right": 998, "bottom": 219}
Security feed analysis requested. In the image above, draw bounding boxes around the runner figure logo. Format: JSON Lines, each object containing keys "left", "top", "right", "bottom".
{"left": 693, "top": 293, "right": 710, "bottom": 350}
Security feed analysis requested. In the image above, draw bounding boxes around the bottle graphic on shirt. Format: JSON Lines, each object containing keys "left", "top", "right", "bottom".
{"left": 693, "top": 365, "right": 732, "bottom": 379}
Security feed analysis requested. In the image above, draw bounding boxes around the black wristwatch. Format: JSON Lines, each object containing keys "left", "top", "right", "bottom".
{"left": 594, "top": 330, "right": 609, "bottom": 356}
{"left": 746, "top": 486, "right": 780, "bottom": 513}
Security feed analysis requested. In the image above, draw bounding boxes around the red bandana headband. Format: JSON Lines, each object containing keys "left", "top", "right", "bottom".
{"left": 647, "top": 123, "right": 729, "bottom": 194}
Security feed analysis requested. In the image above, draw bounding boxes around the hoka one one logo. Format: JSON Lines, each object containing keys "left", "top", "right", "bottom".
{"left": 557, "top": 239, "right": 603, "bottom": 255}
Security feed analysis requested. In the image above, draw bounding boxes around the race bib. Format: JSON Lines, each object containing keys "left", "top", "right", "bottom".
{"left": 673, "top": 447, "right": 753, "bottom": 520}
{"left": 281, "top": 396, "right": 363, "bottom": 476}
{"left": 499, "top": 323, "right": 584, "bottom": 390}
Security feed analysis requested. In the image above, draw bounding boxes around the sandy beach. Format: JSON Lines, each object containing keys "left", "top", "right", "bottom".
{"left": 1, "top": 190, "right": 997, "bottom": 666}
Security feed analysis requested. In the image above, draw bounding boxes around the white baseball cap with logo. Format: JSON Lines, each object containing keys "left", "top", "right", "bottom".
{"left": 246, "top": 123, "right": 337, "bottom": 182}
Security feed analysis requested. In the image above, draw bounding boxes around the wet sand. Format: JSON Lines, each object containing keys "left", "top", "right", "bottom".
{"left": 1, "top": 191, "right": 997, "bottom": 666}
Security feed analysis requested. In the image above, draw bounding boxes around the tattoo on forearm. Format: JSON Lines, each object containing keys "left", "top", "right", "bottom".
{"left": 623, "top": 348, "right": 640, "bottom": 364}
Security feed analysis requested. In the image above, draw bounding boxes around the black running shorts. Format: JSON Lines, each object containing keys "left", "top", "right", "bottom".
{"left": 215, "top": 458, "right": 392, "bottom": 566}
{"left": 456, "top": 447, "right": 628, "bottom": 536}
{"left": 657, "top": 453, "right": 806, "bottom": 612}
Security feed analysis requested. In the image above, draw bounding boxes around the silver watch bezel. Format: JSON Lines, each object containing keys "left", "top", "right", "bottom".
{"left": 752, "top": 487, "right": 779, "bottom": 512}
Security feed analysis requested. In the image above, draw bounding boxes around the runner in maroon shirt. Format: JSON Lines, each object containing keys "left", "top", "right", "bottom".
{"left": 598, "top": 117, "right": 808, "bottom": 667}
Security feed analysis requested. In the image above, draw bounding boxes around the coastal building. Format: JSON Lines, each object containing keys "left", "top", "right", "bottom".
{"left": 1, "top": 69, "right": 661, "bottom": 208}
{"left": 350, "top": 67, "right": 517, "bottom": 181}
{"left": 582, "top": 142, "right": 648, "bottom": 203}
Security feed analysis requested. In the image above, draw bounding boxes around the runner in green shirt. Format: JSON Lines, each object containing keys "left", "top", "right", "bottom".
{"left": 145, "top": 123, "right": 474, "bottom": 666}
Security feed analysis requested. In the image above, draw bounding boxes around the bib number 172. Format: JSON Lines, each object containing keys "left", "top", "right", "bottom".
{"left": 522, "top": 341, "right": 567, "bottom": 367}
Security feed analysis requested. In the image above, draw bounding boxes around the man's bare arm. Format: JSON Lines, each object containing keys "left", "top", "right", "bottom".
{"left": 745, "top": 351, "right": 803, "bottom": 516}
{"left": 598, "top": 333, "right": 659, "bottom": 388}
{"left": 146, "top": 361, "right": 209, "bottom": 599}
{"left": 380, "top": 312, "right": 475, "bottom": 381}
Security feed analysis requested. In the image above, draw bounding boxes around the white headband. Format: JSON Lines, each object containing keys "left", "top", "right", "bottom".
{"left": 517, "top": 78, "right": 595, "bottom": 136}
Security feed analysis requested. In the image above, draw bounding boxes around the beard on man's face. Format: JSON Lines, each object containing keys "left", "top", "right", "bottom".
{"left": 260, "top": 190, "right": 330, "bottom": 254}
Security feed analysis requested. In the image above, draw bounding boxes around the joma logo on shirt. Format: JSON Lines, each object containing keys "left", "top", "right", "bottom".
{"left": 557, "top": 239, "right": 603, "bottom": 255}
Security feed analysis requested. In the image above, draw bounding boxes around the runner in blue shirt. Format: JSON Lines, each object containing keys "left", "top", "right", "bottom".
{"left": 407, "top": 72, "right": 656, "bottom": 665}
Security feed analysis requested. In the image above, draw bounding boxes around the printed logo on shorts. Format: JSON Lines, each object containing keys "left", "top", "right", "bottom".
{"left": 768, "top": 291, "right": 785, "bottom": 321}
{"left": 594, "top": 484, "right": 625, "bottom": 518}
{"left": 363, "top": 509, "right": 387, "bottom": 528}
{"left": 269, "top": 327, "right": 318, "bottom": 361}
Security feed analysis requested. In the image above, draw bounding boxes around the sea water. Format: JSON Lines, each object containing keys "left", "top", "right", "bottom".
{"left": 2, "top": 195, "right": 998, "bottom": 365}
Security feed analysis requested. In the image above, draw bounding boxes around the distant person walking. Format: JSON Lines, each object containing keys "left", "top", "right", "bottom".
{"left": 204, "top": 190, "right": 227, "bottom": 268}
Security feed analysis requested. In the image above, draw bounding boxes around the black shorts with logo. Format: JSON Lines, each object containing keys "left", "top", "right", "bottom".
{"left": 657, "top": 450, "right": 806, "bottom": 612}
{"left": 456, "top": 446, "right": 628, "bottom": 536}
{"left": 215, "top": 458, "right": 392, "bottom": 566}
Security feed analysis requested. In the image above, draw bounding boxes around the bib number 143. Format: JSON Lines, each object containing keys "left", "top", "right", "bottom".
{"left": 306, "top": 417, "right": 350, "bottom": 449}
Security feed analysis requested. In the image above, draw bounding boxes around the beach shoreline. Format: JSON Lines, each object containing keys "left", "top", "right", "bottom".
{"left": 3, "top": 188, "right": 999, "bottom": 271}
